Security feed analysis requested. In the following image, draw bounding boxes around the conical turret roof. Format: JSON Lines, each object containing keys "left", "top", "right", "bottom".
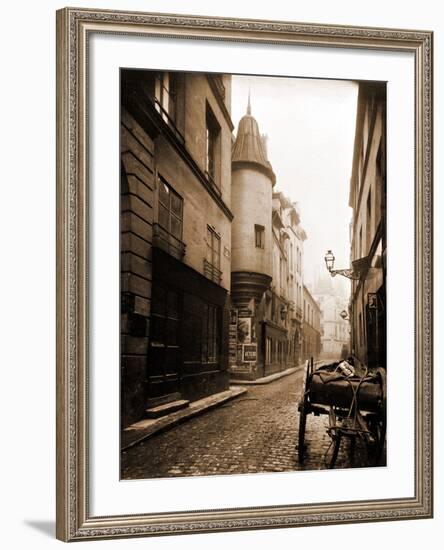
{"left": 232, "top": 95, "right": 276, "bottom": 184}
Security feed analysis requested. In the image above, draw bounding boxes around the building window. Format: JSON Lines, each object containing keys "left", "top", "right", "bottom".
{"left": 266, "top": 337, "right": 272, "bottom": 365}
{"left": 179, "top": 293, "right": 222, "bottom": 370}
{"left": 182, "top": 298, "right": 202, "bottom": 364}
{"left": 149, "top": 285, "right": 180, "bottom": 379}
{"left": 366, "top": 190, "right": 372, "bottom": 253}
{"left": 206, "top": 104, "right": 221, "bottom": 189}
{"left": 204, "top": 226, "right": 222, "bottom": 284}
{"left": 154, "top": 72, "right": 178, "bottom": 124}
{"left": 158, "top": 178, "right": 183, "bottom": 240}
{"left": 202, "top": 303, "right": 220, "bottom": 364}
{"left": 255, "top": 224, "right": 265, "bottom": 248}
{"left": 282, "top": 341, "right": 287, "bottom": 364}
{"left": 154, "top": 177, "right": 185, "bottom": 259}
{"left": 279, "top": 257, "right": 284, "bottom": 296}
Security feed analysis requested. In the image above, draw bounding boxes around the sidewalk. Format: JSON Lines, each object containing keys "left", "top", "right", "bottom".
{"left": 230, "top": 363, "right": 306, "bottom": 385}
{"left": 122, "top": 364, "right": 307, "bottom": 451}
{"left": 121, "top": 386, "right": 247, "bottom": 451}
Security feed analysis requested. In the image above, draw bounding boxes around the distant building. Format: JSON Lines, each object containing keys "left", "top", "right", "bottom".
{"left": 302, "top": 285, "right": 322, "bottom": 362}
{"left": 282, "top": 199, "right": 306, "bottom": 366}
{"left": 262, "top": 192, "right": 297, "bottom": 374}
{"left": 348, "top": 82, "right": 386, "bottom": 369}
{"left": 313, "top": 275, "right": 350, "bottom": 360}
{"left": 267, "top": 193, "right": 307, "bottom": 371}
{"left": 120, "top": 70, "right": 234, "bottom": 427}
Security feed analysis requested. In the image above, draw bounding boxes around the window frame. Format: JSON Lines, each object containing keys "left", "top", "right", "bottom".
{"left": 254, "top": 224, "right": 265, "bottom": 249}
{"left": 158, "top": 176, "right": 184, "bottom": 241}
{"left": 205, "top": 102, "right": 221, "bottom": 189}
{"left": 206, "top": 225, "right": 221, "bottom": 270}
{"left": 155, "top": 72, "right": 178, "bottom": 124}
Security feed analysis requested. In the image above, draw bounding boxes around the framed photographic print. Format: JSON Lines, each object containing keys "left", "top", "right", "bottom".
{"left": 56, "top": 7, "right": 433, "bottom": 542}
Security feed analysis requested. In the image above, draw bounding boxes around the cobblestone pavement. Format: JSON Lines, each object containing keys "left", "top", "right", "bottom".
{"left": 121, "top": 368, "right": 385, "bottom": 479}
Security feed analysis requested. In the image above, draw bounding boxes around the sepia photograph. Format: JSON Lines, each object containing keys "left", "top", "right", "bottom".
{"left": 119, "top": 69, "right": 387, "bottom": 479}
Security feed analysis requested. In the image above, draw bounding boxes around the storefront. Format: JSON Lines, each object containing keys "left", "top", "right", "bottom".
{"left": 263, "top": 321, "right": 290, "bottom": 376}
{"left": 147, "top": 247, "right": 230, "bottom": 403}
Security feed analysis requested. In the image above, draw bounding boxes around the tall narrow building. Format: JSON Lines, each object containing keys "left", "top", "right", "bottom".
{"left": 229, "top": 97, "right": 276, "bottom": 379}
{"left": 231, "top": 96, "right": 276, "bottom": 308}
{"left": 348, "top": 82, "right": 386, "bottom": 369}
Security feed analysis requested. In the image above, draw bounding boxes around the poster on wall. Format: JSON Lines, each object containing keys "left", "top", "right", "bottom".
{"left": 243, "top": 343, "right": 257, "bottom": 363}
{"left": 237, "top": 317, "right": 252, "bottom": 344}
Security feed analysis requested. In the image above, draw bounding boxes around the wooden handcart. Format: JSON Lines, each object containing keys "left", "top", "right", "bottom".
{"left": 297, "top": 357, "right": 386, "bottom": 468}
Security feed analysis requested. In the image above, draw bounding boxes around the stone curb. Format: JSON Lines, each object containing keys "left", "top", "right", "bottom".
{"left": 121, "top": 386, "right": 248, "bottom": 451}
{"left": 230, "top": 363, "right": 306, "bottom": 386}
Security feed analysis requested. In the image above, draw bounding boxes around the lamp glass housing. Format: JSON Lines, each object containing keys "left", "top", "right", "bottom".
{"left": 324, "top": 250, "right": 335, "bottom": 271}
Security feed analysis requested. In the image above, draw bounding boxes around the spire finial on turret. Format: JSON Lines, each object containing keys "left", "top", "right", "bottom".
{"left": 247, "top": 89, "right": 251, "bottom": 115}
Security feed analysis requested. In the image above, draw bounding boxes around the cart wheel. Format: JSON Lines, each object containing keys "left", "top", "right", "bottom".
{"left": 298, "top": 403, "right": 307, "bottom": 463}
{"left": 297, "top": 360, "right": 311, "bottom": 463}
{"left": 369, "top": 368, "right": 387, "bottom": 465}
{"left": 374, "top": 368, "right": 387, "bottom": 464}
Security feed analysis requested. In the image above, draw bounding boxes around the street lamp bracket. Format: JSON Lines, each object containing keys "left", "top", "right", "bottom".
{"left": 324, "top": 250, "right": 370, "bottom": 281}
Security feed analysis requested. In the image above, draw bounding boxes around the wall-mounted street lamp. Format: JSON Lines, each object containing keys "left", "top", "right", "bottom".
{"left": 324, "top": 249, "right": 335, "bottom": 271}
{"left": 324, "top": 249, "right": 366, "bottom": 281}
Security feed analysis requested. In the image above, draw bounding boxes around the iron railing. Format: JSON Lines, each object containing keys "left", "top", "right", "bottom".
{"left": 153, "top": 223, "right": 186, "bottom": 260}
{"left": 203, "top": 259, "right": 222, "bottom": 285}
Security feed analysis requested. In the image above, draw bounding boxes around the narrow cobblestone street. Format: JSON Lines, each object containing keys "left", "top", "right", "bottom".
{"left": 122, "top": 367, "right": 376, "bottom": 479}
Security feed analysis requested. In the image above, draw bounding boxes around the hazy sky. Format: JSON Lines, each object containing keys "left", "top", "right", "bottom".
{"left": 231, "top": 75, "right": 358, "bottom": 296}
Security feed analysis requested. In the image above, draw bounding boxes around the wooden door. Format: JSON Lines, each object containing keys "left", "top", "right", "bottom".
{"left": 147, "top": 283, "right": 181, "bottom": 398}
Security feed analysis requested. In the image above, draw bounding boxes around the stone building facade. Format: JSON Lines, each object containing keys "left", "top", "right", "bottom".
{"left": 282, "top": 199, "right": 306, "bottom": 367}
{"left": 120, "top": 70, "right": 234, "bottom": 427}
{"left": 263, "top": 193, "right": 305, "bottom": 374}
{"left": 261, "top": 193, "right": 294, "bottom": 376}
{"left": 302, "top": 284, "right": 322, "bottom": 362}
{"left": 120, "top": 74, "right": 318, "bottom": 420}
{"left": 348, "top": 82, "right": 386, "bottom": 370}
{"left": 313, "top": 275, "right": 350, "bottom": 360}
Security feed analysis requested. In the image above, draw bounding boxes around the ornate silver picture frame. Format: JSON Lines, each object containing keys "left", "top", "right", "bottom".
{"left": 56, "top": 7, "right": 433, "bottom": 541}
